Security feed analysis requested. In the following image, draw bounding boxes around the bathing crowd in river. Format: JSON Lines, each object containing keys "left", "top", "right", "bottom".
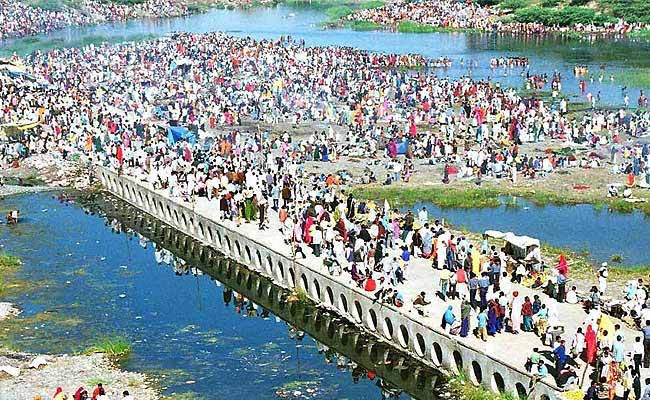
{"left": 1, "top": 33, "right": 649, "bottom": 187}
{"left": 340, "top": 0, "right": 650, "bottom": 35}
{"left": 1, "top": 32, "right": 650, "bottom": 396}
{"left": 0, "top": 0, "right": 192, "bottom": 41}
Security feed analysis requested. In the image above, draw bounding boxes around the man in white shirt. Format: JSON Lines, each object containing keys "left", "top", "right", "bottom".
{"left": 418, "top": 207, "right": 428, "bottom": 225}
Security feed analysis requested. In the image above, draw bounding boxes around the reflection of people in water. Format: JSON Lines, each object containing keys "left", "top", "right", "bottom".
{"left": 233, "top": 292, "right": 244, "bottom": 314}
{"left": 377, "top": 378, "right": 402, "bottom": 399}
{"left": 246, "top": 302, "right": 257, "bottom": 317}
{"left": 223, "top": 287, "right": 232, "bottom": 307}
{"left": 288, "top": 325, "right": 305, "bottom": 341}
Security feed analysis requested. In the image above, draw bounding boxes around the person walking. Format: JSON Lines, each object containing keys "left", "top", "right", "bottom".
{"left": 634, "top": 336, "right": 644, "bottom": 376}
{"left": 643, "top": 320, "right": 650, "bottom": 368}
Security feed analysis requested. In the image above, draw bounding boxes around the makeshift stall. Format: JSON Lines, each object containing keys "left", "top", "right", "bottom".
{"left": 167, "top": 126, "right": 196, "bottom": 145}
{"left": 484, "top": 230, "right": 541, "bottom": 260}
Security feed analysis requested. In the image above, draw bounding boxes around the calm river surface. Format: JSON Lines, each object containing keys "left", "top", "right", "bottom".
{"left": 407, "top": 198, "right": 650, "bottom": 266}
{"left": 0, "top": 192, "right": 440, "bottom": 399}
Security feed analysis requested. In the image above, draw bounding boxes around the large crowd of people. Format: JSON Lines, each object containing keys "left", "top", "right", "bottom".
{"left": 1, "top": 31, "right": 650, "bottom": 397}
{"left": 340, "top": 0, "right": 650, "bottom": 36}
{"left": 1, "top": 33, "right": 649, "bottom": 188}
{"left": 0, "top": 0, "right": 191, "bottom": 41}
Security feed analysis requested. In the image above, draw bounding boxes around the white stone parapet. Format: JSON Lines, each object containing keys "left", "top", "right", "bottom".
{"left": 96, "top": 166, "right": 561, "bottom": 400}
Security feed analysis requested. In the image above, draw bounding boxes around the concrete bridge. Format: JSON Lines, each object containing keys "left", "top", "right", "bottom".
{"left": 95, "top": 166, "right": 561, "bottom": 400}
{"left": 91, "top": 195, "right": 443, "bottom": 399}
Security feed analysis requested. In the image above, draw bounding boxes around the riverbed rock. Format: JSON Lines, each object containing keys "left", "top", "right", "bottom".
{"left": 28, "top": 355, "right": 50, "bottom": 369}
{"left": 0, "top": 365, "right": 20, "bottom": 377}
{"left": 0, "top": 303, "right": 21, "bottom": 321}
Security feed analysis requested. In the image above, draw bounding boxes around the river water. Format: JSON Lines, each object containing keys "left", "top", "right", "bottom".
{"left": 0, "top": 192, "right": 440, "bottom": 399}
{"left": 407, "top": 198, "right": 650, "bottom": 266}
{"left": 1, "top": 6, "right": 650, "bottom": 398}
{"left": 2, "top": 5, "right": 650, "bottom": 105}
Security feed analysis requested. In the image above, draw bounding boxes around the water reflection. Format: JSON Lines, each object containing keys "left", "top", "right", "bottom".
{"left": 78, "top": 192, "right": 442, "bottom": 400}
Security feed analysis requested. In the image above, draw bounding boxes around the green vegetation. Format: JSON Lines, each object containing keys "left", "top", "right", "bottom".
{"left": 499, "top": 0, "right": 528, "bottom": 10}
{"left": 610, "top": 254, "right": 624, "bottom": 263}
{"left": 86, "top": 377, "right": 113, "bottom": 387}
{"left": 103, "top": 0, "right": 145, "bottom": 5}
{"left": 397, "top": 21, "right": 437, "bottom": 33}
{"left": 345, "top": 20, "right": 386, "bottom": 31}
{"left": 359, "top": 0, "right": 384, "bottom": 9}
{"left": 0, "top": 33, "right": 158, "bottom": 57}
{"left": 325, "top": 5, "right": 354, "bottom": 18}
{"left": 448, "top": 372, "right": 518, "bottom": 400}
{"left": 512, "top": 6, "right": 614, "bottom": 27}
{"left": 23, "top": 0, "right": 82, "bottom": 11}
{"left": 615, "top": 68, "right": 650, "bottom": 88}
{"left": 540, "top": 242, "right": 650, "bottom": 281}
{"left": 540, "top": 0, "right": 560, "bottom": 7}
{"left": 495, "top": 0, "right": 650, "bottom": 26}
{"left": 187, "top": 3, "right": 213, "bottom": 13}
{"left": 630, "top": 29, "right": 650, "bottom": 40}
{"left": 322, "top": 0, "right": 384, "bottom": 24}
{"left": 351, "top": 184, "right": 650, "bottom": 216}
{"left": 4, "top": 174, "right": 46, "bottom": 187}
{"left": 351, "top": 185, "right": 503, "bottom": 208}
{"left": 0, "top": 254, "right": 22, "bottom": 296}
{"left": 600, "top": 0, "right": 650, "bottom": 24}
{"left": 86, "top": 337, "right": 132, "bottom": 361}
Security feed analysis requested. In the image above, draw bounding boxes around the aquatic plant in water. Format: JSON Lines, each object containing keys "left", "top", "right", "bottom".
{"left": 86, "top": 337, "right": 132, "bottom": 361}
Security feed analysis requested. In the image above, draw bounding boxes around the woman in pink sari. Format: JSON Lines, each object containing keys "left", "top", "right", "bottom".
{"left": 303, "top": 215, "right": 314, "bottom": 245}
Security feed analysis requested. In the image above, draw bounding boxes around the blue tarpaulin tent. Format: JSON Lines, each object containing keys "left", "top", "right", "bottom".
{"left": 396, "top": 140, "right": 409, "bottom": 155}
{"left": 168, "top": 126, "right": 196, "bottom": 145}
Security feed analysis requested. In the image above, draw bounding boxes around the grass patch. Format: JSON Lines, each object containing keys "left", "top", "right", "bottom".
{"left": 630, "top": 29, "right": 650, "bottom": 40}
{"left": 187, "top": 3, "right": 212, "bottom": 13}
{"left": 0, "top": 254, "right": 22, "bottom": 270}
{"left": 344, "top": 20, "right": 386, "bottom": 31}
{"left": 397, "top": 21, "right": 437, "bottom": 33}
{"left": 4, "top": 174, "right": 47, "bottom": 187}
{"left": 499, "top": 0, "right": 529, "bottom": 10}
{"left": 350, "top": 183, "right": 650, "bottom": 217}
{"left": 449, "top": 371, "right": 517, "bottom": 400}
{"left": 0, "top": 253, "right": 22, "bottom": 296}
{"left": 610, "top": 254, "right": 624, "bottom": 263}
{"left": 325, "top": 5, "right": 353, "bottom": 18}
{"left": 351, "top": 185, "right": 502, "bottom": 208}
{"left": 86, "top": 377, "right": 113, "bottom": 387}
{"left": 614, "top": 68, "right": 650, "bottom": 88}
{"left": 86, "top": 337, "right": 132, "bottom": 361}
{"left": 359, "top": 0, "right": 384, "bottom": 9}
{"left": 512, "top": 6, "right": 615, "bottom": 27}
{"left": 24, "top": 0, "right": 82, "bottom": 11}
{"left": 541, "top": 242, "right": 650, "bottom": 281}
{"left": 396, "top": 21, "right": 475, "bottom": 33}
{"left": 287, "top": 288, "right": 311, "bottom": 305}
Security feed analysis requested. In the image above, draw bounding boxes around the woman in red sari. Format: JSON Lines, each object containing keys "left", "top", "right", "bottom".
{"left": 303, "top": 215, "right": 314, "bottom": 245}
{"left": 585, "top": 324, "right": 597, "bottom": 364}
